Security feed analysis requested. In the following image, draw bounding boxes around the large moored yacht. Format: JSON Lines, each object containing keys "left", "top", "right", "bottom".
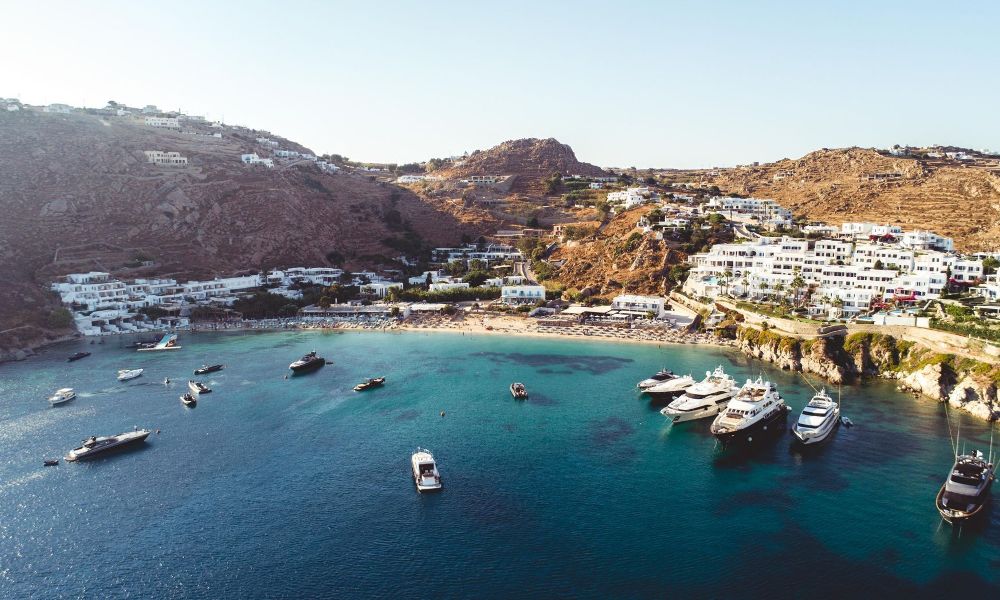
{"left": 710, "top": 377, "right": 790, "bottom": 445}
{"left": 936, "top": 450, "right": 995, "bottom": 524}
{"left": 791, "top": 388, "right": 840, "bottom": 445}
{"left": 65, "top": 428, "right": 151, "bottom": 461}
{"left": 659, "top": 366, "right": 738, "bottom": 423}
{"left": 637, "top": 369, "right": 676, "bottom": 390}
{"left": 411, "top": 448, "right": 442, "bottom": 492}
{"left": 644, "top": 374, "right": 696, "bottom": 401}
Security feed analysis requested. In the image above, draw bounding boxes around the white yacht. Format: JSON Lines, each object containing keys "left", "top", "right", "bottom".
{"left": 117, "top": 368, "right": 144, "bottom": 382}
{"left": 936, "top": 450, "right": 996, "bottom": 524}
{"left": 659, "top": 366, "right": 738, "bottom": 423}
{"left": 791, "top": 389, "right": 840, "bottom": 445}
{"left": 637, "top": 369, "right": 676, "bottom": 390}
{"left": 710, "top": 377, "right": 790, "bottom": 445}
{"left": 644, "top": 374, "right": 696, "bottom": 400}
{"left": 411, "top": 448, "right": 442, "bottom": 492}
{"left": 65, "top": 428, "right": 151, "bottom": 461}
{"left": 48, "top": 388, "right": 76, "bottom": 405}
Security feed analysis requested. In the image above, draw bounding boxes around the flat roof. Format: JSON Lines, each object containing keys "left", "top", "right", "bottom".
{"left": 561, "top": 305, "right": 615, "bottom": 315}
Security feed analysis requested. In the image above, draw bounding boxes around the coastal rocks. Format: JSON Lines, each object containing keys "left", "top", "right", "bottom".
{"left": 947, "top": 374, "right": 999, "bottom": 421}
{"left": 899, "top": 363, "right": 953, "bottom": 400}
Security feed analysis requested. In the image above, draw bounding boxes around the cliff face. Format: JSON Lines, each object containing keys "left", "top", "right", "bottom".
{"left": 734, "top": 327, "right": 1000, "bottom": 421}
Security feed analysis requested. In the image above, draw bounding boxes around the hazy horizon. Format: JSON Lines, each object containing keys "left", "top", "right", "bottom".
{"left": 4, "top": 0, "right": 998, "bottom": 168}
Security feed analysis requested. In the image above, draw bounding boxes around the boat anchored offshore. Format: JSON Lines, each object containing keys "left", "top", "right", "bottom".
{"left": 194, "top": 364, "right": 224, "bottom": 375}
{"left": 136, "top": 333, "right": 181, "bottom": 352}
{"left": 936, "top": 449, "right": 996, "bottom": 524}
{"left": 637, "top": 369, "right": 676, "bottom": 390}
{"left": 660, "top": 367, "right": 737, "bottom": 423}
{"left": 181, "top": 393, "right": 197, "bottom": 407}
{"left": 67, "top": 352, "right": 91, "bottom": 362}
{"left": 48, "top": 388, "right": 77, "bottom": 405}
{"left": 644, "top": 373, "right": 696, "bottom": 401}
{"left": 710, "top": 377, "right": 790, "bottom": 446}
{"left": 510, "top": 382, "right": 528, "bottom": 399}
{"left": 289, "top": 351, "right": 325, "bottom": 373}
{"left": 117, "top": 368, "right": 144, "bottom": 382}
{"left": 65, "top": 428, "right": 151, "bottom": 461}
{"left": 188, "top": 380, "right": 211, "bottom": 395}
{"left": 791, "top": 388, "right": 840, "bottom": 445}
{"left": 354, "top": 377, "right": 386, "bottom": 392}
{"left": 411, "top": 448, "right": 442, "bottom": 492}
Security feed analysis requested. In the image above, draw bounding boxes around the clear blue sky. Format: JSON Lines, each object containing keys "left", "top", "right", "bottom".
{"left": 3, "top": 1, "right": 997, "bottom": 167}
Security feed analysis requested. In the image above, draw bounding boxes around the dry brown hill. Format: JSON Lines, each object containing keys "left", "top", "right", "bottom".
{"left": 549, "top": 207, "right": 687, "bottom": 297}
{"left": 442, "top": 138, "right": 609, "bottom": 195}
{"left": 712, "top": 147, "right": 1000, "bottom": 251}
{"left": 0, "top": 109, "right": 477, "bottom": 357}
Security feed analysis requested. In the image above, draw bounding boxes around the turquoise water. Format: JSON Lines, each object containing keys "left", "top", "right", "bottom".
{"left": 1, "top": 330, "right": 998, "bottom": 598}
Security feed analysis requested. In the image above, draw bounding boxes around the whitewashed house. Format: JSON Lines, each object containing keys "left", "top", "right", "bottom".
{"left": 611, "top": 294, "right": 667, "bottom": 317}
{"left": 145, "top": 116, "right": 180, "bottom": 128}
{"left": 501, "top": 285, "right": 546, "bottom": 305}
{"left": 144, "top": 151, "right": 188, "bottom": 166}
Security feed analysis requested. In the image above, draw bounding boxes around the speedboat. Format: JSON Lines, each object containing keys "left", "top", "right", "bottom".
{"left": 43, "top": 459, "right": 60, "bottom": 467}
{"left": 660, "top": 366, "right": 737, "bottom": 423}
{"left": 644, "top": 374, "right": 696, "bottom": 401}
{"left": 510, "top": 382, "right": 528, "bottom": 399}
{"left": 411, "top": 448, "right": 442, "bottom": 492}
{"left": 194, "top": 364, "right": 224, "bottom": 375}
{"left": 181, "top": 393, "right": 197, "bottom": 407}
{"left": 791, "top": 388, "right": 840, "bottom": 445}
{"left": 289, "top": 351, "right": 325, "bottom": 373}
{"left": 710, "top": 376, "right": 790, "bottom": 446}
{"left": 354, "top": 377, "right": 386, "bottom": 392}
{"left": 48, "top": 388, "right": 76, "bottom": 405}
{"left": 67, "top": 352, "right": 90, "bottom": 362}
{"left": 117, "top": 368, "right": 144, "bottom": 382}
{"left": 136, "top": 333, "right": 181, "bottom": 352}
{"left": 637, "top": 368, "right": 676, "bottom": 390}
{"left": 936, "top": 450, "right": 995, "bottom": 524}
{"left": 188, "top": 380, "right": 211, "bottom": 394}
{"left": 65, "top": 428, "right": 151, "bottom": 461}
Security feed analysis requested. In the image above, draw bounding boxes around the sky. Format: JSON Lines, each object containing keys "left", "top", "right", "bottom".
{"left": 3, "top": 0, "right": 998, "bottom": 168}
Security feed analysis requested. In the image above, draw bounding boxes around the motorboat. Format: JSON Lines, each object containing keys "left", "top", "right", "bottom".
{"left": 43, "top": 459, "right": 60, "bottom": 467}
{"left": 181, "top": 393, "right": 197, "bottom": 407}
{"left": 65, "top": 428, "right": 151, "bottom": 461}
{"left": 510, "top": 382, "right": 528, "bottom": 399}
{"left": 354, "top": 377, "right": 386, "bottom": 392}
{"left": 710, "top": 376, "right": 790, "bottom": 446}
{"left": 67, "top": 352, "right": 91, "bottom": 362}
{"left": 644, "top": 374, "right": 696, "bottom": 401}
{"left": 194, "top": 364, "right": 224, "bottom": 375}
{"left": 659, "top": 366, "right": 737, "bottom": 423}
{"left": 117, "top": 368, "right": 144, "bottom": 382}
{"left": 791, "top": 388, "right": 840, "bottom": 445}
{"left": 48, "top": 388, "right": 77, "bottom": 405}
{"left": 411, "top": 448, "right": 442, "bottom": 492}
{"left": 136, "top": 333, "right": 181, "bottom": 352}
{"left": 289, "top": 351, "right": 325, "bottom": 373}
{"left": 936, "top": 450, "right": 995, "bottom": 524}
{"left": 637, "top": 368, "right": 676, "bottom": 390}
{"left": 188, "top": 380, "right": 211, "bottom": 394}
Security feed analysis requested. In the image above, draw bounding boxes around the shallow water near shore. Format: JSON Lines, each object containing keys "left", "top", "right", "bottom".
{"left": 1, "top": 330, "right": 998, "bottom": 598}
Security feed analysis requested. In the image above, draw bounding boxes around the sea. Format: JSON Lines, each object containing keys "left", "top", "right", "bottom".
{"left": 0, "top": 330, "right": 998, "bottom": 599}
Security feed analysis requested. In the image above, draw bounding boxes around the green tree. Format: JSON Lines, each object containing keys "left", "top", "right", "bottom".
{"left": 47, "top": 308, "right": 74, "bottom": 329}
{"left": 983, "top": 257, "right": 1000, "bottom": 276}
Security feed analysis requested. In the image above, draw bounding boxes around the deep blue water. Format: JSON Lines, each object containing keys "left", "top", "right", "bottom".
{"left": 1, "top": 330, "right": 998, "bottom": 599}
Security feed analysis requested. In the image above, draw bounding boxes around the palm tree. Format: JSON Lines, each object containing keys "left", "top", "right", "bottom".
{"left": 758, "top": 281, "right": 770, "bottom": 301}
{"left": 774, "top": 283, "right": 786, "bottom": 304}
{"left": 790, "top": 274, "right": 806, "bottom": 306}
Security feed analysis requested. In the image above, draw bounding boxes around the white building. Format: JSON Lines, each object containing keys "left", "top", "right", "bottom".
{"left": 145, "top": 116, "right": 180, "bottom": 128}
{"left": 501, "top": 285, "right": 546, "bottom": 305}
{"left": 396, "top": 175, "right": 427, "bottom": 184}
{"left": 241, "top": 153, "right": 274, "bottom": 168}
{"left": 144, "top": 151, "right": 188, "bottom": 166}
{"left": 360, "top": 282, "right": 404, "bottom": 298}
{"left": 275, "top": 150, "right": 301, "bottom": 159}
{"left": 900, "top": 230, "right": 954, "bottom": 252}
{"left": 611, "top": 294, "right": 667, "bottom": 317}
{"left": 607, "top": 187, "right": 651, "bottom": 209}
{"left": 705, "top": 196, "right": 793, "bottom": 222}
{"left": 43, "top": 103, "right": 73, "bottom": 113}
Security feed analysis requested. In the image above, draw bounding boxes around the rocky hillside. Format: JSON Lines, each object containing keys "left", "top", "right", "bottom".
{"left": 442, "top": 138, "right": 609, "bottom": 195}
{"left": 0, "top": 109, "right": 477, "bottom": 357}
{"left": 712, "top": 147, "right": 1000, "bottom": 251}
{"left": 548, "top": 207, "right": 687, "bottom": 297}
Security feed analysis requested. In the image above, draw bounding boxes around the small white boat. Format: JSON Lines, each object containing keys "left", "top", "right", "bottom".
{"left": 117, "top": 368, "right": 144, "bottom": 382}
{"left": 792, "top": 388, "right": 840, "bottom": 445}
{"left": 637, "top": 369, "right": 676, "bottom": 390}
{"left": 48, "top": 388, "right": 76, "bottom": 405}
{"left": 411, "top": 448, "right": 442, "bottom": 492}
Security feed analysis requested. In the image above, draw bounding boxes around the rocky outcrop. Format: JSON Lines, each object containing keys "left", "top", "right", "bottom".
{"left": 947, "top": 375, "right": 999, "bottom": 421}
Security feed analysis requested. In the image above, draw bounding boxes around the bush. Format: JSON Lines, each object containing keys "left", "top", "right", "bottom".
{"left": 47, "top": 308, "right": 74, "bottom": 329}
